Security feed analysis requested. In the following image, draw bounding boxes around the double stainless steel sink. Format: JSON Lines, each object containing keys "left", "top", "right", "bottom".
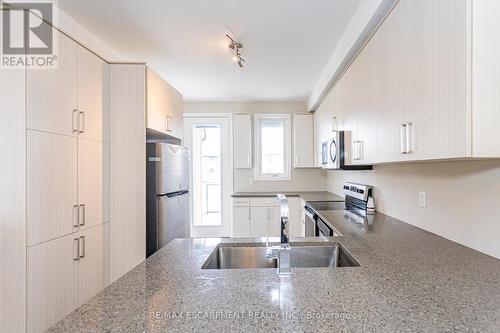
{"left": 202, "top": 243, "right": 360, "bottom": 269}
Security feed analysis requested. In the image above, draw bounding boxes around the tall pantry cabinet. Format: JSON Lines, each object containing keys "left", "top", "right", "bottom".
{"left": 0, "top": 17, "right": 117, "bottom": 332}
{"left": 25, "top": 25, "right": 110, "bottom": 333}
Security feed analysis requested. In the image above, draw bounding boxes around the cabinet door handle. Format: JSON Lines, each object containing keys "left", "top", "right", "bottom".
{"left": 78, "top": 111, "right": 85, "bottom": 134}
{"left": 405, "top": 122, "right": 412, "bottom": 154}
{"left": 353, "top": 141, "right": 362, "bottom": 160}
{"left": 73, "top": 204, "right": 79, "bottom": 228}
{"left": 79, "top": 204, "right": 86, "bottom": 226}
{"left": 354, "top": 141, "right": 363, "bottom": 161}
{"left": 248, "top": 208, "right": 251, "bottom": 220}
{"left": 73, "top": 237, "right": 80, "bottom": 261}
{"left": 72, "top": 109, "right": 79, "bottom": 133}
{"left": 166, "top": 116, "right": 173, "bottom": 132}
{"left": 247, "top": 156, "right": 251, "bottom": 167}
{"left": 400, "top": 124, "right": 407, "bottom": 154}
{"left": 79, "top": 236, "right": 86, "bottom": 258}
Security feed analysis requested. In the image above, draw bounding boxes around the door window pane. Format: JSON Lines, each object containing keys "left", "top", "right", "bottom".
{"left": 193, "top": 125, "right": 222, "bottom": 226}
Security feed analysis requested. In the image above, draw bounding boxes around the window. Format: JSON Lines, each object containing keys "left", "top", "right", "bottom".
{"left": 254, "top": 114, "right": 291, "bottom": 180}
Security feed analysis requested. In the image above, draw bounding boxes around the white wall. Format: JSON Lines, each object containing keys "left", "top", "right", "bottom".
{"left": 308, "top": 0, "right": 397, "bottom": 111}
{"left": 53, "top": 5, "right": 126, "bottom": 61}
{"left": 184, "top": 102, "right": 328, "bottom": 193}
{"left": 327, "top": 160, "right": 500, "bottom": 259}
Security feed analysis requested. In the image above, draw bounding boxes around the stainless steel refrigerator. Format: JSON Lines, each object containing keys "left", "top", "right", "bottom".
{"left": 146, "top": 142, "right": 190, "bottom": 257}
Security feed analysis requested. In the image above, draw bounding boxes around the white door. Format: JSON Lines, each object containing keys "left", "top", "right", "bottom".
{"left": 27, "top": 233, "right": 78, "bottom": 333}
{"left": 26, "top": 24, "right": 78, "bottom": 137}
{"left": 78, "top": 139, "right": 109, "bottom": 230}
{"left": 26, "top": 130, "right": 78, "bottom": 246}
{"left": 77, "top": 224, "right": 106, "bottom": 307}
{"left": 184, "top": 117, "right": 232, "bottom": 237}
{"left": 78, "top": 47, "right": 108, "bottom": 142}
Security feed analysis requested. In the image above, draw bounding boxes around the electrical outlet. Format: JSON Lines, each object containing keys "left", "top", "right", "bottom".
{"left": 418, "top": 191, "right": 427, "bottom": 208}
{"left": 249, "top": 178, "right": 254, "bottom": 185}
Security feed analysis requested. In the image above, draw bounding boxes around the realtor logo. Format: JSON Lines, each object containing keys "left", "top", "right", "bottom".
{"left": 1, "top": 0, "right": 58, "bottom": 68}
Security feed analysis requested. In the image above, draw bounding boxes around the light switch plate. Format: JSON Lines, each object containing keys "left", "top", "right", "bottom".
{"left": 418, "top": 191, "right": 427, "bottom": 208}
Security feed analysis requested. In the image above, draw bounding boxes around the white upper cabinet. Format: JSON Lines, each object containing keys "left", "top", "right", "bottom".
{"left": 472, "top": 0, "right": 500, "bottom": 157}
{"left": 233, "top": 114, "right": 252, "bottom": 168}
{"left": 77, "top": 47, "right": 108, "bottom": 142}
{"left": 317, "top": 0, "right": 500, "bottom": 164}
{"left": 27, "top": 25, "right": 78, "bottom": 137}
{"left": 27, "top": 24, "right": 108, "bottom": 142}
{"left": 399, "top": 0, "right": 469, "bottom": 161}
{"left": 313, "top": 91, "right": 335, "bottom": 166}
{"left": 293, "top": 114, "right": 314, "bottom": 168}
{"left": 374, "top": 5, "right": 407, "bottom": 163}
{"left": 146, "top": 67, "right": 184, "bottom": 139}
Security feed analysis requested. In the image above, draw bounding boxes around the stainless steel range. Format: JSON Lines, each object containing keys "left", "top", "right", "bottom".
{"left": 305, "top": 182, "right": 375, "bottom": 237}
{"left": 342, "top": 182, "right": 375, "bottom": 217}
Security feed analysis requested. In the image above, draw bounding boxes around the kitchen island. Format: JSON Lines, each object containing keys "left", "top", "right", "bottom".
{"left": 49, "top": 210, "right": 500, "bottom": 332}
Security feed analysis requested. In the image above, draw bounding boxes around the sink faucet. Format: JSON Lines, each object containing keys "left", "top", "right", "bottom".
{"left": 266, "top": 194, "right": 292, "bottom": 275}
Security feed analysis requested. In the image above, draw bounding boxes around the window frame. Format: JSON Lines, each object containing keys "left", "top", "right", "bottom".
{"left": 253, "top": 114, "right": 291, "bottom": 181}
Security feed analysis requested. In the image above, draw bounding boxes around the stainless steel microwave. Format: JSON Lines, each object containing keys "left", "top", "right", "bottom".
{"left": 321, "top": 131, "right": 372, "bottom": 170}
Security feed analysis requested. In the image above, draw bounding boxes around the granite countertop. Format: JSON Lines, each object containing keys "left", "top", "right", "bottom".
{"left": 49, "top": 211, "right": 500, "bottom": 332}
{"left": 231, "top": 191, "right": 344, "bottom": 202}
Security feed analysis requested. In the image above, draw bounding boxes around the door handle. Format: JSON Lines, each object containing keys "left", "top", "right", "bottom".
{"left": 73, "top": 237, "right": 80, "bottom": 261}
{"left": 400, "top": 123, "right": 407, "bottom": 154}
{"left": 405, "top": 122, "right": 412, "bottom": 154}
{"left": 73, "top": 204, "right": 79, "bottom": 228}
{"left": 78, "top": 111, "right": 85, "bottom": 134}
{"left": 79, "top": 236, "right": 86, "bottom": 259}
{"left": 166, "top": 115, "right": 173, "bottom": 132}
{"left": 79, "top": 204, "right": 86, "bottom": 226}
{"left": 72, "top": 109, "right": 79, "bottom": 134}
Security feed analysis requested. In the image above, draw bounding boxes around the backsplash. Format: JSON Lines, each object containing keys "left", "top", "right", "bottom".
{"left": 327, "top": 159, "right": 500, "bottom": 259}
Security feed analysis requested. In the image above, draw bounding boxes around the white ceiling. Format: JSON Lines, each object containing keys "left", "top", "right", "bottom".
{"left": 58, "top": 0, "right": 361, "bottom": 102}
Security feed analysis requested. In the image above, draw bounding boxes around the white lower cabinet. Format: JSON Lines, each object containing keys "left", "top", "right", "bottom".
{"left": 232, "top": 206, "right": 251, "bottom": 237}
{"left": 27, "top": 233, "right": 78, "bottom": 333}
{"left": 27, "top": 224, "right": 108, "bottom": 333}
{"left": 77, "top": 224, "right": 107, "bottom": 306}
{"left": 250, "top": 206, "right": 270, "bottom": 237}
{"left": 232, "top": 196, "right": 302, "bottom": 238}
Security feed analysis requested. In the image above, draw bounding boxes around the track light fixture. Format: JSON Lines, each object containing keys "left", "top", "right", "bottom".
{"left": 226, "top": 34, "right": 245, "bottom": 68}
